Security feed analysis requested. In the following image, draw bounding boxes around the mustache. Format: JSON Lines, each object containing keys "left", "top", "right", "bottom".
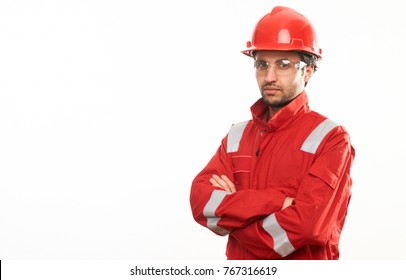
{"left": 262, "top": 83, "right": 281, "bottom": 90}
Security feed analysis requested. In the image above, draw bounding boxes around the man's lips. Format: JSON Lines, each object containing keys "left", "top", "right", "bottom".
{"left": 262, "top": 86, "right": 281, "bottom": 94}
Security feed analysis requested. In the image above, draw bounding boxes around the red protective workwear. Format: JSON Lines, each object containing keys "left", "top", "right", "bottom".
{"left": 190, "top": 92, "right": 355, "bottom": 259}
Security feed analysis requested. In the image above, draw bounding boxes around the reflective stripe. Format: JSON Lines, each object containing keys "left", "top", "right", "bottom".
{"left": 203, "top": 190, "right": 230, "bottom": 236}
{"left": 301, "top": 119, "right": 338, "bottom": 154}
{"left": 263, "top": 214, "right": 295, "bottom": 257}
{"left": 227, "top": 121, "right": 249, "bottom": 153}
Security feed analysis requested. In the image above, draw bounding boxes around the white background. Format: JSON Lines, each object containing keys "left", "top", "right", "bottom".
{"left": 0, "top": 0, "right": 405, "bottom": 260}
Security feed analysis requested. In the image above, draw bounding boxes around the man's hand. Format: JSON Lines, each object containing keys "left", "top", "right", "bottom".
{"left": 209, "top": 175, "right": 293, "bottom": 208}
{"left": 282, "top": 196, "right": 295, "bottom": 210}
{"left": 209, "top": 174, "right": 237, "bottom": 193}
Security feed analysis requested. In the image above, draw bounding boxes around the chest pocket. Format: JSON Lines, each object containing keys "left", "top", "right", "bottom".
{"left": 230, "top": 155, "right": 252, "bottom": 189}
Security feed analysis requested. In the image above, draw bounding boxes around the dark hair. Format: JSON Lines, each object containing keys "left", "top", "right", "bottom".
{"left": 298, "top": 52, "right": 318, "bottom": 72}
{"left": 298, "top": 52, "right": 318, "bottom": 87}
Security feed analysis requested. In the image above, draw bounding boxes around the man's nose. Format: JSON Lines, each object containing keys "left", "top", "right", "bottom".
{"left": 264, "top": 67, "right": 277, "bottom": 83}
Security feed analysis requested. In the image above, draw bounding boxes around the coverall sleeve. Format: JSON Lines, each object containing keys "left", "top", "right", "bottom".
{"left": 229, "top": 127, "right": 355, "bottom": 258}
{"left": 190, "top": 136, "right": 286, "bottom": 236}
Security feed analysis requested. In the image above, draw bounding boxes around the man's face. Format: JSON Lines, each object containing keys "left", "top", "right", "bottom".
{"left": 254, "top": 50, "right": 313, "bottom": 112}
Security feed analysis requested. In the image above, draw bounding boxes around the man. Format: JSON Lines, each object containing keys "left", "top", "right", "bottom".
{"left": 190, "top": 6, "right": 355, "bottom": 259}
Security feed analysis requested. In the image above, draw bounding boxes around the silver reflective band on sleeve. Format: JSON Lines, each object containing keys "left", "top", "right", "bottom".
{"left": 262, "top": 213, "right": 295, "bottom": 257}
{"left": 301, "top": 119, "right": 338, "bottom": 154}
{"left": 227, "top": 120, "right": 249, "bottom": 153}
{"left": 203, "top": 190, "right": 230, "bottom": 236}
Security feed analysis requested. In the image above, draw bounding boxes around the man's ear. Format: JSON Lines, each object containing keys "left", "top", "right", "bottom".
{"left": 304, "top": 66, "right": 314, "bottom": 83}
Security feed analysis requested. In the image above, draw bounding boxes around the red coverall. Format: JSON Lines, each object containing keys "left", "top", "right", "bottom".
{"left": 190, "top": 92, "right": 355, "bottom": 259}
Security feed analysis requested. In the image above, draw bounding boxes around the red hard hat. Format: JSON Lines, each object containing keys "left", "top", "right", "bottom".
{"left": 241, "top": 6, "right": 322, "bottom": 60}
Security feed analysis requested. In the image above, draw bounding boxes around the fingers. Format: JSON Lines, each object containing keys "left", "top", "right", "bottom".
{"left": 209, "top": 177, "right": 221, "bottom": 188}
{"left": 210, "top": 175, "right": 226, "bottom": 190}
{"left": 281, "top": 196, "right": 295, "bottom": 210}
{"left": 210, "top": 174, "right": 236, "bottom": 193}
{"left": 221, "top": 175, "right": 236, "bottom": 193}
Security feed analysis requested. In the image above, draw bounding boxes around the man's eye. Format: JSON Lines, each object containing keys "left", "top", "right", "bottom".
{"left": 277, "top": 60, "right": 292, "bottom": 69}
{"left": 255, "top": 61, "right": 268, "bottom": 69}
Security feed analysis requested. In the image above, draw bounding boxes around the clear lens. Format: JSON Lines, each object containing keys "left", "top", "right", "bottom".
{"left": 254, "top": 59, "right": 307, "bottom": 75}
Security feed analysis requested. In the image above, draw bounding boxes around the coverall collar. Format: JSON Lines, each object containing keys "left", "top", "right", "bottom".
{"left": 250, "top": 91, "right": 310, "bottom": 133}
